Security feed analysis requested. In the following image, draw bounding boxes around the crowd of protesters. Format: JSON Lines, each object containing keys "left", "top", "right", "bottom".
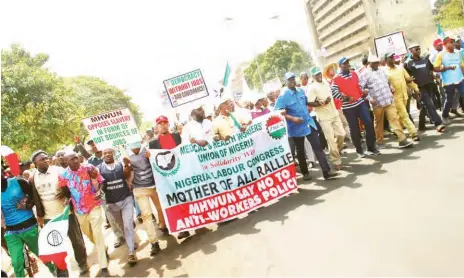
{"left": 1, "top": 36, "right": 463, "bottom": 278}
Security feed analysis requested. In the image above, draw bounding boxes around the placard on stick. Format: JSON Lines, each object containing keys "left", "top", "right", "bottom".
{"left": 163, "top": 69, "right": 209, "bottom": 108}
{"left": 82, "top": 108, "right": 141, "bottom": 150}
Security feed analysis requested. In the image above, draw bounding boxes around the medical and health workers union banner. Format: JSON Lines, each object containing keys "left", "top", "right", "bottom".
{"left": 149, "top": 112, "right": 297, "bottom": 233}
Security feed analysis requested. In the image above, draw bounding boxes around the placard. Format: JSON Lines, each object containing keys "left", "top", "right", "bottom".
{"left": 82, "top": 108, "right": 141, "bottom": 150}
{"left": 163, "top": 69, "right": 209, "bottom": 108}
{"left": 374, "top": 31, "right": 407, "bottom": 60}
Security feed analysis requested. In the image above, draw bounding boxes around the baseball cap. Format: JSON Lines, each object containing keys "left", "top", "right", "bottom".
{"left": 155, "top": 115, "right": 169, "bottom": 124}
{"left": 433, "top": 39, "right": 443, "bottom": 47}
{"left": 284, "top": 72, "right": 296, "bottom": 80}
{"left": 443, "top": 36, "right": 455, "bottom": 44}
{"left": 408, "top": 43, "right": 420, "bottom": 50}
{"left": 338, "top": 57, "right": 349, "bottom": 65}
{"left": 310, "top": 66, "right": 322, "bottom": 76}
{"left": 383, "top": 51, "right": 395, "bottom": 59}
{"left": 30, "top": 150, "right": 47, "bottom": 162}
{"left": 368, "top": 54, "right": 380, "bottom": 63}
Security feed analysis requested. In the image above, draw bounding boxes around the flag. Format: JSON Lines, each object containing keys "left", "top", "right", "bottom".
{"left": 39, "top": 205, "right": 70, "bottom": 271}
{"left": 0, "top": 145, "right": 20, "bottom": 176}
{"left": 437, "top": 23, "right": 445, "bottom": 39}
{"left": 222, "top": 62, "right": 231, "bottom": 87}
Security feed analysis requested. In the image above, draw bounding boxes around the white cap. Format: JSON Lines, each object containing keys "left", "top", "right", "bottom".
{"left": 368, "top": 54, "right": 380, "bottom": 63}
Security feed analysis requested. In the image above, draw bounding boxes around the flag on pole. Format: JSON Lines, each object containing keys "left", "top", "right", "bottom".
{"left": 0, "top": 145, "right": 20, "bottom": 176}
{"left": 437, "top": 23, "right": 445, "bottom": 39}
{"left": 39, "top": 205, "right": 70, "bottom": 271}
{"left": 222, "top": 62, "right": 231, "bottom": 87}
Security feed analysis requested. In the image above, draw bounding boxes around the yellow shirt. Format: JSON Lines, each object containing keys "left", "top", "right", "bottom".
{"left": 307, "top": 81, "right": 338, "bottom": 121}
{"left": 213, "top": 112, "right": 248, "bottom": 139}
{"left": 385, "top": 65, "right": 418, "bottom": 100}
{"left": 33, "top": 166, "right": 66, "bottom": 219}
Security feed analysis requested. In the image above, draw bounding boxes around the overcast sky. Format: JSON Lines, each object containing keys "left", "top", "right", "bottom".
{"left": 1, "top": 0, "right": 312, "bottom": 121}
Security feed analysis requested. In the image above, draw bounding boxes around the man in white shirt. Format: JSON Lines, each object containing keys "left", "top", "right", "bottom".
{"left": 182, "top": 104, "right": 214, "bottom": 146}
{"left": 307, "top": 67, "right": 346, "bottom": 170}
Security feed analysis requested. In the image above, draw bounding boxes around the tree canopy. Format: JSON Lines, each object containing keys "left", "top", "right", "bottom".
{"left": 244, "top": 40, "right": 313, "bottom": 90}
{"left": 1, "top": 44, "right": 142, "bottom": 160}
{"left": 433, "top": 0, "right": 464, "bottom": 29}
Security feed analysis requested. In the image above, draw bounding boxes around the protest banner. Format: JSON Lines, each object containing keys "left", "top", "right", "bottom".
{"left": 163, "top": 69, "right": 209, "bottom": 108}
{"left": 374, "top": 31, "right": 407, "bottom": 60}
{"left": 82, "top": 108, "right": 141, "bottom": 150}
{"left": 149, "top": 112, "right": 297, "bottom": 233}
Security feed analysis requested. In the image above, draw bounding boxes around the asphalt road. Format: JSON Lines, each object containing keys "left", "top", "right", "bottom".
{"left": 6, "top": 114, "right": 464, "bottom": 277}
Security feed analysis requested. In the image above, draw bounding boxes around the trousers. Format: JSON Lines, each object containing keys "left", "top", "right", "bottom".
{"left": 44, "top": 213, "right": 87, "bottom": 269}
{"left": 394, "top": 91, "right": 417, "bottom": 137}
{"left": 134, "top": 187, "right": 164, "bottom": 242}
{"left": 373, "top": 104, "right": 407, "bottom": 143}
{"left": 319, "top": 116, "right": 346, "bottom": 165}
{"left": 106, "top": 195, "right": 135, "bottom": 254}
{"left": 76, "top": 206, "right": 108, "bottom": 269}
{"left": 4, "top": 225, "right": 56, "bottom": 277}
{"left": 342, "top": 102, "right": 376, "bottom": 153}
{"left": 443, "top": 83, "right": 461, "bottom": 118}
{"left": 291, "top": 127, "right": 331, "bottom": 175}
{"left": 418, "top": 83, "right": 443, "bottom": 127}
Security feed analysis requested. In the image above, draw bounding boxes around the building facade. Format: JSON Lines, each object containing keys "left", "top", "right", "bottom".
{"left": 304, "top": 0, "right": 436, "bottom": 65}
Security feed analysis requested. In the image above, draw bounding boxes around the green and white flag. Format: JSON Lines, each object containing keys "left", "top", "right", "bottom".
{"left": 38, "top": 205, "right": 70, "bottom": 270}
{"left": 222, "top": 62, "right": 231, "bottom": 87}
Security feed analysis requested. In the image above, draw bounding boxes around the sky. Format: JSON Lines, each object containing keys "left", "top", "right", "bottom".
{"left": 0, "top": 0, "right": 312, "bottom": 122}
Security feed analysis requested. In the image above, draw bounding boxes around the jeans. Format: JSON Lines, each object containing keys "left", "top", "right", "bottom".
{"left": 44, "top": 213, "right": 87, "bottom": 269}
{"left": 419, "top": 83, "right": 443, "bottom": 127}
{"left": 106, "top": 195, "right": 136, "bottom": 254}
{"left": 443, "top": 84, "right": 460, "bottom": 118}
{"left": 291, "top": 127, "right": 330, "bottom": 175}
{"left": 4, "top": 225, "right": 56, "bottom": 277}
{"left": 342, "top": 102, "right": 376, "bottom": 154}
{"left": 312, "top": 116, "right": 327, "bottom": 150}
{"left": 103, "top": 200, "right": 124, "bottom": 239}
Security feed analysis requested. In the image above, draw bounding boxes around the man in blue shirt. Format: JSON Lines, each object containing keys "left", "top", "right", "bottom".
{"left": 275, "top": 72, "right": 338, "bottom": 181}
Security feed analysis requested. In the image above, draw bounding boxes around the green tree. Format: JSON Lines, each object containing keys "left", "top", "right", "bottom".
{"left": 244, "top": 40, "right": 313, "bottom": 90}
{"left": 64, "top": 76, "right": 143, "bottom": 138}
{"left": 1, "top": 44, "right": 82, "bottom": 159}
{"left": 434, "top": 0, "right": 464, "bottom": 28}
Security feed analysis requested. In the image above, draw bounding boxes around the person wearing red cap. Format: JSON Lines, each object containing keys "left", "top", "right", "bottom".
{"left": 433, "top": 36, "right": 464, "bottom": 123}
{"left": 148, "top": 116, "right": 191, "bottom": 240}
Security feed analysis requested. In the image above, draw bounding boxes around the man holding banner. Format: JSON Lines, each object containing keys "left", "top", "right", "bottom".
{"left": 149, "top": 116, "right": 191, "bottom": 240}
{"left": 29, "top": 150, "right": 89, "bottom": 275}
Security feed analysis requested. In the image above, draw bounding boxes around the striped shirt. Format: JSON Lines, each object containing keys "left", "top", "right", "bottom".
{"left": 331, "top": 71, "right": 364, "bottom": 110}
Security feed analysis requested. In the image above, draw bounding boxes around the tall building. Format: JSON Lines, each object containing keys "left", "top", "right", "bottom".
{"left": 304, "top": 0, "right": 436, "bottom": 65}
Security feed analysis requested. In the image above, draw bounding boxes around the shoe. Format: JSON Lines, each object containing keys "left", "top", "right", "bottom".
{"left": 100, "top": 268, "right": 110, "bottom": 278}
{"left": 442, "top": 117, "right": 450, "bottom": 124}
{"left": 128, "top": 254, "right": 138, "bottom": 267}
{"left": 137, "top": 214, "right": 143, "bottom": 224}
{"left": 160, "top": 227, "right": 169, "bottom": 236}
{"left": 150, "top": 242, "right": 161, "bottom": 256}
{"left": 177, "top": 231, "right": 191, "bottom": 240}
{"left": 79, "top": 264, "right": 89, "bottom": 276}
{"left": 412, "top": 135, "right": 421, "bottom": 142}
{"left": 398, "top": 139, "right": 413, "bottom": 148}
{"left": 114, "top": 237, "right": 125, "bottom": 248}
{"left": 436, "top": 124, "right": 446, "bottom": 132}
{"left": 334, "top": 164, "right": 343, "bottom": 171}
{"left": 56, "top": 269, "right": 69, "bottom": 277}
{"left": 357, "top": 152, "right": 367, "bottom": 158}
{"left": 450, "top": 109, "right": 462, "bottom": 117}
{"left": 303, "top": 173, "right": 312, "bottom": 181}
{"left": 377, "top": 143, "right": 386, "bottom": 150}
{"left": 323, "top": 171, "right": 339, "bottom": 180}
{"left": 367, "top": 149, "right": 381, "bottom": 156}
